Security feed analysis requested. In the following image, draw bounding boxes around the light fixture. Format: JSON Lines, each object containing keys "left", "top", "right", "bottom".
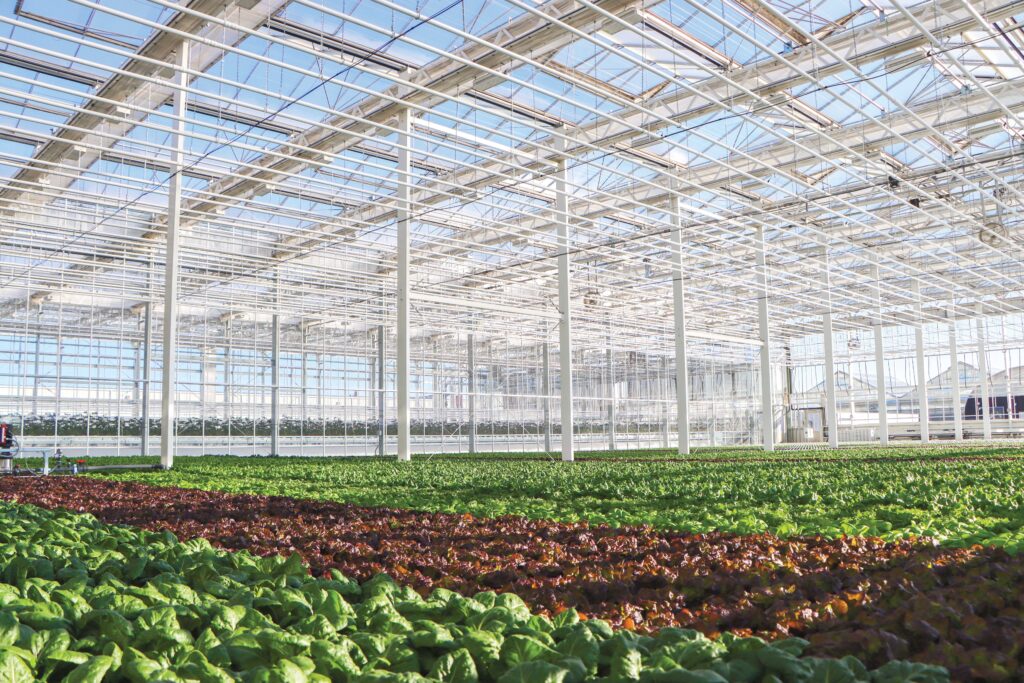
{"left": 979, "top": 222, "right": 1008, "bottom": 245}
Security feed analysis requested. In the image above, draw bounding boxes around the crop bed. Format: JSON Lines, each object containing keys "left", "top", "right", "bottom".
{"left": 1, "top": 476, "right": 1021, "bottom": 680}
{"left": 96, "top": 450, "right": 1024, "bottom": 550}
{"left": 0, "top": 499, "right": 949, "bottom": 683}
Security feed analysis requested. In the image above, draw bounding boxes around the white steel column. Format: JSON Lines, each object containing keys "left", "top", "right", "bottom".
{"left": 606, "top": 346, "right": 616, "bottom": 450}
{"left": 669, "top": 192, "right": 690, "bottom": 455}
{"left": 132, "top": 342, "right": 141, "bottom": 417}
{"left": 395, "top": 107, "right": 411, "bottom": 461}
{"left": 949, "top": 319, "right": 963, "bottom": 441}
{"left": 467, "top": 334, "right": 476, "bottom": 454}
{"left": 822, "top": 311, "right": 839, "bottom": 448}
{"left": 141, "top": 301, "right": 152, "bottom": 457}
{"left": 977, "top": 302, "right": 992, "bottom": 440}
{"left": 660, "top": 356, "right": 670, "bottom": 449}
{"left": 541, "top": 341, "right": 551, "bottom": 452}
{"left": 872, "top": 262, "right": 888, "bottom": 446}
{"left": 555, "top": 151, "right": 574, "bottom": 462}
{"left": 755, "top": 226, "right": 774, "bottom": 452}
{"left": 709, "top": 388, "right": 717, "bottom": 447}
{"left": 225, "top": 320, "right": 233, "bottom": 430}
{"left": 820, "top": 246, "right": 839, "bottom": 448}
{"left": 271, "top": 314, "right": 280, "bottom": 457}
{"left": 377, "top": 325, "right": 386, "bottom": 456}
{"left": 159, "top": 41, "right": 188, "bottom": 470}
{"left": 201, "top": 348, "right": 218, "bottom": 417}
{"left": 874, "top": 325, "right": 889, "bottom": 446}
{"left": 30, "top": 330, "right": 40, "bottom": 416}
{"left": 300, "top": 327, "right": 308, "bottom": 455}
{"left": 913, "top": 281, "right": 929, "bottom": 442}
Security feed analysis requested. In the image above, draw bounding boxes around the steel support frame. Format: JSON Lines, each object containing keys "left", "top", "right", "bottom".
{"left": 949, "top": 317, "right": 963, "bottom": 441}
{"left": 271, "top": 313, "right": 281, "bottom": 456}
{"left": 300, "top": 327, "right": 308, "bottom": 454}
{"left": 555, "top": 150, "right": 574, "bottom": 462}
{"left": 821, "top": 246, "right": 839, "bottom": 448}
{"left": 541, "top": 341, "right": 552, "bottom": 452}
{"left": 756, "top": 226, "right": 774, "bottom": 452}
{"left": 467, "top": 333, "right": 476, "bottom": 454}
{"left": 141, "top": 301, "right": 152, "bottom": 456}
{"left": 377, "top": 325, "right": 386, "bottom": 456}
{"left": 225, "top": 320, "right": 234, "bottom": 436}
{"left": 9, "top": 2, "right": 1024, "bottom": 462}
{"left": 30, "top": 329, "right": 40, "bottom": 416}
{"left": 396, "top": 107, "right": 412, "bottom": 461}
{"left": 660, "top": 356, "right": 670, "bottom": 449}
{"left": 709, "top": 391, "right": 717, "bottom": 447}
{"left": 977, "top": 302, "right": 992, "bottom": 439}
{"left": 669, "top": 192, "right": 690, "bottom": 455}
{"left": 159, "top": 41, "right": 188, "bottom": 470}
{"left": 822, "top": 311, "right": 839, "bottom": 447}
{"left": 913, "top": 280, "right": 929, "bottom": 442}
{"left": 132, "top": 342, "right": 141, "bottom": 420}
{"left": 872, "top": 263, "right": 888, "bottom": 446}
{"left": 2, "top": 0, "right": 1024, "bottom": 360}
{"left": 606, "top": 345, "right": 616, "bottom": 451}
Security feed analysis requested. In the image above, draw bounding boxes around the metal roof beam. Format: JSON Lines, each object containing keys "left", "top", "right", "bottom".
{"left": 292, "top": 0, "right": 1016, "bottom": 267}
{"left": 727, "top": 0, "right": 812, "bottom": 46}
{"left": 0, "top": 49, "right": 104, "bottom": 86}
{"left": 0, "top": 0, "right": 290, "bottom": 210}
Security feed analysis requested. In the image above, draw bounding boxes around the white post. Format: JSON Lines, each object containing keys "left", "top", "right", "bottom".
{"left": 377, "top": 325, "right": 386, "bottom": 456}
{"left": 977, "top": 302, "right": 992, "bottom": 439}
{"left": 1007, "top": 369, "right": 1016, "bottom": 425}
{"left": 160, "top": 41, "right": 188, "bottom": 470}
{"left": 555, "top": 151, "right": 574, "bottom": 462}
{"left": 200, "top": 346, "right": 218, "bottom": 421}
{"left": 660, "top": 356, "right": 670, "bottom": 449}
{"left": 822, "top": 311, "right": 839, "bottom": 447}
{"left": 913, "top": 281, "right": 929, "bottom": 442}
{"left": 670, "top": 192, "right": 690, "bottom": 455}
{"left": 873, "top": 323, "right": 890, "bottom": 446}
{"left": 709, "top": 384, "right": 717, "bottom": 447}
{"left": 873, "top": 331, "right": 889, "bottom": 447}
{"left": 949, "top": 320, "right": 963, "bottom": 441}
{"left": 552, "top": 148, "right": 577, "bottom": 458}
{"left": 872, "top": 261, "right": 888, "bottom": 445}
{"left": 606, "top": 346, "right": 616, "bottom": 450}
{"left": 271, "top": 314, "right": 280, "bottom": 456}
{"left": 54, "top": 332, "right": 62, "bottom": 444}
{"left": 132, "top": 343, "right": 141, "bottom": 417}
{"left": 225, "top": 320, "right": 233, "bottom": 429}
{"left": 300, "top": 328, "right": 308, "bottom": 454}
{"left": 542, "top": 341, "right": 551, "bottom": 452}
{"left": 756, "top": 226, "right": 774, "bottom": 452}
{"left": 467, "top": 334, "right": 476, "bottom": 454}
{"left": 396, "top": 108, "right": 411, "bottom": 461}
{"left": 30, "top": 330, "right": 40, "bottom": 416}
{"left": 820, "top": 246, "right": 839, "bottom": 448}
{"left": 141, "top": 302, "right": 152, "bottom": 456}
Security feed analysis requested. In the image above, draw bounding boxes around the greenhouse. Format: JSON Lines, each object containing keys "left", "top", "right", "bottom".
{"left": 0, "top": 0, "right": 1022, "bottom": 680}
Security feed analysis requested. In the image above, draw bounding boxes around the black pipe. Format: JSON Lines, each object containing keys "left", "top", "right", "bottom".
{"left": 77, "top": 464, "right": 163, "bottom": 473}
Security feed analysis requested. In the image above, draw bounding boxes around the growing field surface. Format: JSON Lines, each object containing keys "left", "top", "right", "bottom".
{"left": 91, "top": 446, "right": 1024, "bottom": 550}
{"left": 3, "top": 445, "right": 1023, "bottom": 680}
{"left": 0, "top": 499, "right": 947, "bottom": 683}
{"left": 2, "top": 474, "right": 1022, "bottom": 679}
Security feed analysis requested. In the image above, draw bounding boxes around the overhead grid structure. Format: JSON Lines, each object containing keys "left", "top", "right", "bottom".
{"left": 2, "top": 0, "right": 1024, "bottom": 460}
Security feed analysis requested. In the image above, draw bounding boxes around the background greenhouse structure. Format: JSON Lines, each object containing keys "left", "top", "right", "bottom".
{"left": 1, "top": 0, "right": 1024, "bottom": 463}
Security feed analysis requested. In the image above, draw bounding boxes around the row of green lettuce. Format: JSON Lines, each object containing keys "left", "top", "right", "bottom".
{"left": 27, "top": 443, "right": 1024, "bottom": 466}
{"left": 96, "top": 453, "right": 1024, "bottom": 552}
{"left": 0, "top": 501, "right": 947, "bottom": 683}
